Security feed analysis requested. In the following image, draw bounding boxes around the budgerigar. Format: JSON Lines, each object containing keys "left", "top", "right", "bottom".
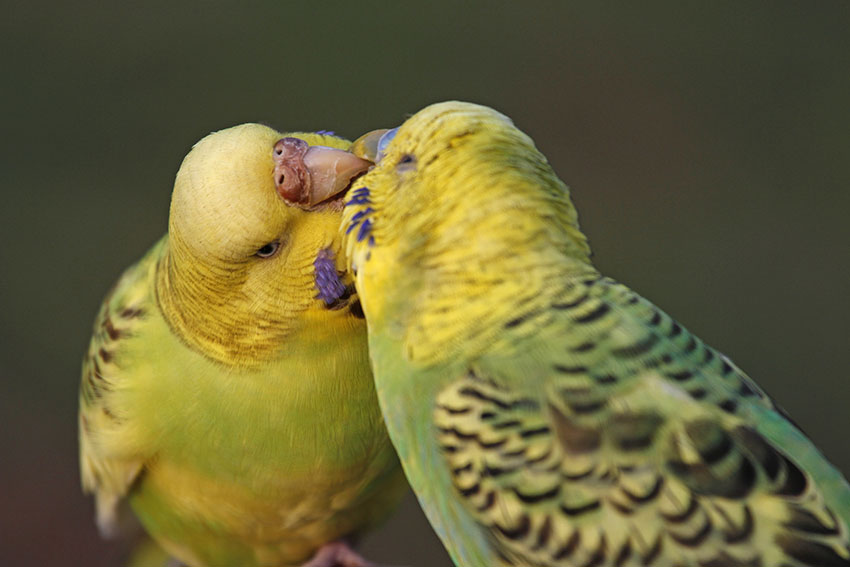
{"left": 79, "top": 124, "right": 407, "bottom": 567}
{"left": 340, "top": 101, "right": 850, "bottom": 566}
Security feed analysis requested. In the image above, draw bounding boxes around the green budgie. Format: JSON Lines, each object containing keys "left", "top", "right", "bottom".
{"left": 79, "top": 124, "right": 406, "bottom": 567}
{"left": 338, "top": 101, "right": 850, "bottom": 566}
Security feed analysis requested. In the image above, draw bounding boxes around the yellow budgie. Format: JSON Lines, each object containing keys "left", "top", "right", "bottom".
{"left": 79, "top": 124, "right": 406, "bottom": 567}
{"left": 340, "top": 101, "right": 850, "bottom": 566}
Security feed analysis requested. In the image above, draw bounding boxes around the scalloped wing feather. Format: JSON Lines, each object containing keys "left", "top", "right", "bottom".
{"left": 432, "top": 276, "right": 850, "bottom": 566}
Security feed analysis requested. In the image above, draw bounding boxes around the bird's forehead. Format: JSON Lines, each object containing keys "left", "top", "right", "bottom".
{"left": 171, "top": 124, "right": 289, "bottom": 249}
{"left": 391, "top": 103, "right": 512, "bottom": 163}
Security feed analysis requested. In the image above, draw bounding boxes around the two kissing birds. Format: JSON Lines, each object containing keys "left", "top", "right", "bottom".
{"left": 80, "top": 102, "right": 850, "bottom": 567}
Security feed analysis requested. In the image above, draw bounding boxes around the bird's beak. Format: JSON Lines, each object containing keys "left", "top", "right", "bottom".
{"left": 274, "top": 137, "right": 372, "bottom": 208}
{"left": 351, "top": 127, "right": 397, "bottom": 163}
{"left": 302, "top": 146, "right": 372, "bottom": 206}
{"left": 351, "top": 129, "right": 390, "bottom": 163}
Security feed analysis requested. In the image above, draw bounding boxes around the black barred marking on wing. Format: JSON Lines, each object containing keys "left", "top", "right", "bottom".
{"left": 733, "top": 426, "right": 781, "bottom": 481}
{"left": 458, "top": 386, "right": 538, "bottom": 411}
{"left": 613, "top": 539, "right": 631, "bottom": 566}
{"left": 438, "top": 426, "right": 509, "bottom": 449}
{"left": 552, "top": 293, "right": 588, "bottom": 310}
{"left": 566, "top": 399, "right": 607, "bottom": 415}
{"left": 776, "top": 534, "right": 850, "bottom": 566}
{"left": 514, "top": 486, "right": 561, "bottom": 504}
{"left": 776, "top": 456, "right": 808, "bottom": 497}
{"left": 532, "top": 515, "right": 552, "bottom": 550}
{"left": 594, "top": 373, "right": 617, "bottom": 385}
{"left": 434, "top": 357, "right": 850, "bottom": 567}
{"left": 668, "top": 512, "right": 712, "bottom": 547}
{"left": 669, "top": 321, "right": 683, "bottom": 337}
{"left": 552, "top": 529, "right": 580, "bottom": 560}
{"left": 785, "top": 506, "right": 840, "bottom": 536}
{"left": 686, "top": 419, "right": 734, "bottom": 464}
{"left": 505, "top": 307, "right": 547, "bottom": 329}
{"left": 642, "top": 535, "right": 663, "bottom": 564}
{"left": 574, "top": 303, "right": 610, "bottom": 324}
{"left": 104, "top": 317, "right": 123, "bottom": 340}
{"left": 560, "top": 500, "right": 601, "bottom": 517}
{"left": 689, "top": 387, "right": 708, "bottom": 399}
{"left": 717, "top": 504, "right": 755, "bottom": 543}
{"left": 495, "top": 514, "right": 531, "bottom": 540}
{"left": 622, "top": 476, "right": 662, "bottom": 503}
{"left": 738, "top": 380, "right": 760, "bottom": 397}
{"left": 667, "top": 370, "right": 693, "bottom": 381}
{"left": 98, "top": 347, "right": 112, "bottom": 362}
{"left": 583, "top": 536, "right": 607, "bottom": 567}
{"left": 612, "top": 333, "right": 660, "bottom": 358}
{"left": 661, "top": 492, "right": 698, "bottom": 523}
{"left": 493, "top": 419, "right": 522, "bottom": 430}
{"left": 554, "top": 364, "right": 588, "bottom": 374}
{"left": 437, "top": 403, "right": 473, "bottom": 415}
{"left": 519, "top": 426, "right": 551, "bottom": 438}
{"left": 81, "top": 298, "right": 146, "bottom": 411}
{"left": 477, "top": 490, "right": 497, "bottom": 512}
{"left": 452, "top": 462, "right": 473, "bottom": 475}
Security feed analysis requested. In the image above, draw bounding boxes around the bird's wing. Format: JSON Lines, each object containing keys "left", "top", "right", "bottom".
{"left": 434, "top": 275, "right": 850, "bottom": 566}
{"left": 79, "top": 238, "right": 164, "bottom": 537}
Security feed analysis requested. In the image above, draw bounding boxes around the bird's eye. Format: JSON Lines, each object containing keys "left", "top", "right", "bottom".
{"left": 255, "top": 241, "right": 280, "bottom": 258}
{"left": 396, "top": 153, "right": 416, "bottom": 170}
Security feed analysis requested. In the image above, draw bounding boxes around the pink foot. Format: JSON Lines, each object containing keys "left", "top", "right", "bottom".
{"left": 301, "top": 541, "right": 376, "bottom": 567}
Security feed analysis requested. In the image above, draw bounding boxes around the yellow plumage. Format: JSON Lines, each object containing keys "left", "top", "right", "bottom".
{"left": 80, "top": 124, "right": 405, "bottom": 566}
{"left": 341, "top": 102, "right": 850, "bottom": 566}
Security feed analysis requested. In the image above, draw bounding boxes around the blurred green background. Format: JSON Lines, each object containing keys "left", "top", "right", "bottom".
{"left": 2, "top": 2, "right": 849, "bottom": 565}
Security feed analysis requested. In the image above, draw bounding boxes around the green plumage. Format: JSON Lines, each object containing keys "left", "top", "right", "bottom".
{"left": 343, "top": 102, "right": 850, "bottom": 566}
{"left": 80, "top": 124, "right": 404, "bottom": 567}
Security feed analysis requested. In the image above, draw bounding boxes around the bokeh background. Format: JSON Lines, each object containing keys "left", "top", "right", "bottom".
{"left": 2, "top": 2, "right": 849, "bottom": 565}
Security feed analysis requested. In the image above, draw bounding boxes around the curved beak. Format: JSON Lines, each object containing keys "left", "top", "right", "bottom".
{"left": 273, "top": 137, "right": 372, "bottom": 208}
{"left": 302, "top": 146, "right": 371, "bottom": 206}
{"left": 351, "top": 129, "right": 391, "bottom": 163}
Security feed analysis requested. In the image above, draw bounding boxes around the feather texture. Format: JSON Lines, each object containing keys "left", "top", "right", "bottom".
{"left": 343, "top": 101, "right": 850, "bottom": 566}
{"left": 80, "top": 124, "right": 405, "bottom": 567}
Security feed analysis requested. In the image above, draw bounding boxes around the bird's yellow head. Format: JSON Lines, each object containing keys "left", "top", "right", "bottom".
{"left": 340, "top": 102, "right": 591, "bottom": 328}
{"left": 159, "top": 123, "right": 371, "bottom": 366}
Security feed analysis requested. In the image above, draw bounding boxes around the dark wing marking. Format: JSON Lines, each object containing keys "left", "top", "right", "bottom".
{"left": 433, "top": 277, "right": 850, "bottom": 566}
{"left": 79, "top": 242, "right": 160, "bottom": 537}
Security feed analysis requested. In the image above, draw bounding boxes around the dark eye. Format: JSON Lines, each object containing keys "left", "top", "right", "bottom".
{"left": 255, "top": 241, "right": 280, "bottom": 258}
{"left": 397, "top": 154, "right": 416, "bottom": 170}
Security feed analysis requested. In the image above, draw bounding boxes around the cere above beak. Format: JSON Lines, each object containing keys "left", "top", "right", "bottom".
{"left": 273, "top": 137, "right": 372, "bottom": 208}
{"left": 350, "top": 128, "right": 398, "bottom": 163}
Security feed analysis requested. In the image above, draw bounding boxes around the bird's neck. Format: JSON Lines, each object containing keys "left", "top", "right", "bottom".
{"left": 372, "top": 201, "right": 597, "bottom": 369}
{"left": 154, "top": 238, "right": 317, "bottom": 368}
